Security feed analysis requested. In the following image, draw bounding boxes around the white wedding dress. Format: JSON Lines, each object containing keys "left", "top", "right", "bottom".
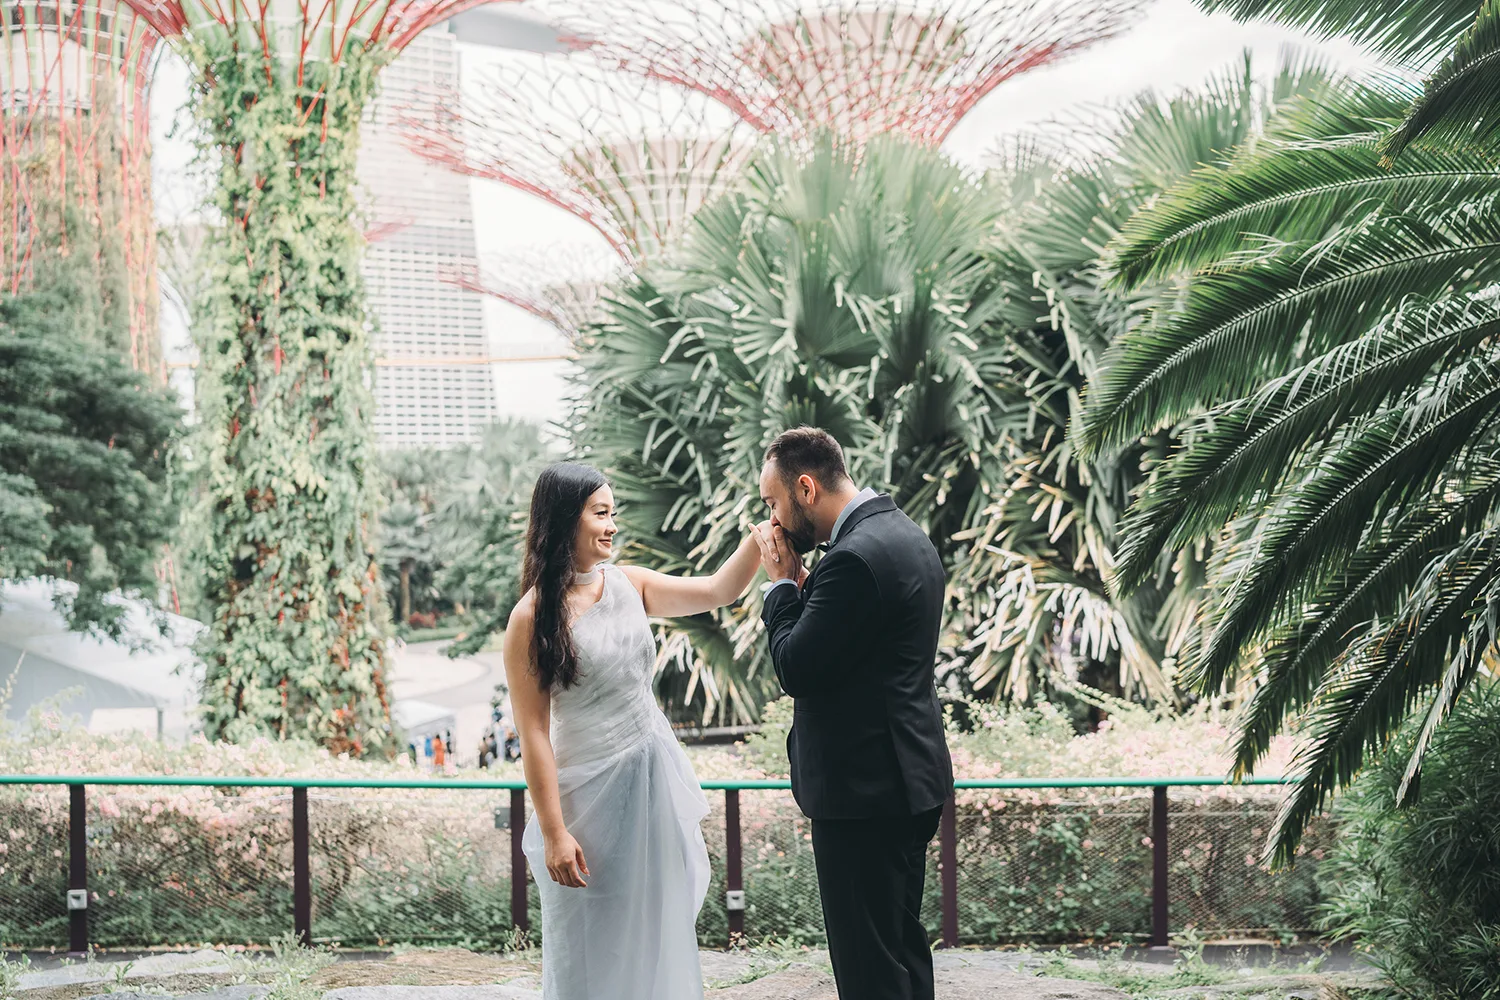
{"left": 521, "top": 563, "right": 711, "bottom": 999}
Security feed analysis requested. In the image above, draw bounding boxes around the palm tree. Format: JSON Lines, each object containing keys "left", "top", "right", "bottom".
{"left": 379, "top": 497, "right": 432, "bottom": 625}
{"left": 955, "top": 53, "right": 1332, "bottom": 707}
{"left": 573, "top": 60, "right": 1326, "bottom": 725}
{"left": 1086, "top": 0, "right": 1500, "bottom": 862}
{"left": 575, "top": 135, "right": 1013, "bottom": 724}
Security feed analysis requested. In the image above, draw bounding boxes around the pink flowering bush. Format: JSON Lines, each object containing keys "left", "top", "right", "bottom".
{"left": 709, "top": 698, "right": 1325, "bottom": 945}
{"left": 0, "top": 708, "right": 528, "bottom": 949}
{"left": 0, "top": 698, "right": 1326, "bottom": 948}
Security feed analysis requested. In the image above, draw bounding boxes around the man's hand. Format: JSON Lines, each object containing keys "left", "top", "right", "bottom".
{"left": 752, "top": 521, "right": 806, "bottom": 587}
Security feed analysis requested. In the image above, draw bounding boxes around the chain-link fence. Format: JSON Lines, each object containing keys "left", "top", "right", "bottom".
{"left": 0, "top": 776, "right": 1324, "bottom": 951}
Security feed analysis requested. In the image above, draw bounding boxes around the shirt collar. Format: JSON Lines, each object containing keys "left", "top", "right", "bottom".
{"left": 829, "top": 487, "right": 879, "bottom": 545}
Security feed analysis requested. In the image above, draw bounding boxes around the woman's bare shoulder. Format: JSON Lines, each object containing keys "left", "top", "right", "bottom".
{"left": 508, "top": 589, "right": 537, "bottom": 631}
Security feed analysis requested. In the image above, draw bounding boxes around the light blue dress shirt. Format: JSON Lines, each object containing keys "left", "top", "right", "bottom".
{"left": 764, "top": 487, "right": 879, "bottom": 596}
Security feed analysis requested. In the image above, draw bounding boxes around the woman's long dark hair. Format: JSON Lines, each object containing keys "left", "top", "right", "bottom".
{"left": 522, "top": 462, "right": 608, "bottom": 692}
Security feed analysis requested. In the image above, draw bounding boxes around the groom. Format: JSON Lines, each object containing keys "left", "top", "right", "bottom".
{"left": 752, "top": 427, "right": 954, "bottom": 1000}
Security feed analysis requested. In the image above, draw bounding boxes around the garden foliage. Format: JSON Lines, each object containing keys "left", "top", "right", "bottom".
{"left": 0, "top": 700, "right": 1321, "bottom": 950}
{"left": 0, "top": 202, "right": 181, "bottom": 636}
{"left": 1321, "top": 681, "right": 1500, "bottom": 999}
{"left": 569, "top": 55, "right": 1333, "bottom": 727}
{"left": 1096, "top": 0, "right": 1500, "bottom": 862}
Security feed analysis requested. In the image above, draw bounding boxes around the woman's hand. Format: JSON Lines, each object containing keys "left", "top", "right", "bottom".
{"left": 545, "top": 830, "right": 591, "bottom": 888}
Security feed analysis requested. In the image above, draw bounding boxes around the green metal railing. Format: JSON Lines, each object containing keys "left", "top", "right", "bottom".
{"left": 0, "top": 773, "right": 1297, "bottom": 954}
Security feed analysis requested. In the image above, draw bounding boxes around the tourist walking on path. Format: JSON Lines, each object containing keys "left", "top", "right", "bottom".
{"left": 753, "top": 427, "right": 954, "bottom": 1000}
{"left": 503, "top": 462, "right": 766, "bottom": 999}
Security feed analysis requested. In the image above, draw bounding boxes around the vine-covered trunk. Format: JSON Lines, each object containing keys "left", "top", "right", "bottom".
{"left": 192, "top": 47, "right": 393, "bottom": 755}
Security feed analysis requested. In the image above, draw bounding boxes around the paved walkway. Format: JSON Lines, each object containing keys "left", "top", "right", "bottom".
{"left": 386, "top": 638, "right": 506, "bottom": 765}
{"left": 14, "top": 947, "right": 1380, "bottom": 1000}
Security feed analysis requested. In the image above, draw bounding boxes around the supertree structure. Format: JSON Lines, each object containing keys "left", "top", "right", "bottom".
{"left": 441, "top": 242, "right": 621, "bottom": 341}
{"left": 1, "top": 0, "right": 163, "bottom": 376}
{"left": 400, "top": 50, "right": 756, "bottom": 266}
{"left": 534, "top": 0, "right": 1146, "bottom": 148}
{"left": 117, "top": 0, "right": 504, "bottom": 754}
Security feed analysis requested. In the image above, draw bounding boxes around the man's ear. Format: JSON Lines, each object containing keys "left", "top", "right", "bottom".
{"left": 797, "top": 474, "right": 818, "bottom": 505}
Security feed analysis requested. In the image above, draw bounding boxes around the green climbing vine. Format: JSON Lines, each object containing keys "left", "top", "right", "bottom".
{"left": 184, "top": 42, "right": 394, "bottom": 755}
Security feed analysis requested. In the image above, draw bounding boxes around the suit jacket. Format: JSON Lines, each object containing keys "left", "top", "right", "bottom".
{"left": 761, "top": 494, "right": 954, "bottom": 819}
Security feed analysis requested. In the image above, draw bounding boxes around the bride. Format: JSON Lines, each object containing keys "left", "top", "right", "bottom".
{"left": 503, "top": 462, "right": 765, "bottom": 998}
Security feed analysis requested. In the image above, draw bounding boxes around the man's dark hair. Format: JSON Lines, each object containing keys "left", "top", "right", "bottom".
{"left": 764, "top": 426, "right": 851, "bottom": 490}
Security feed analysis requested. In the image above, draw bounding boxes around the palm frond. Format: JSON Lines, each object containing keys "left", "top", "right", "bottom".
{"left": 1195, "top": 0, "right": 1485, "bottom": 67}
{"left": 1384, "top": 0, "right": 1500, "bottom": 160}
{"left": 1084, "top": 207, "right": 1500, "bottom": 456}
{"left": 1113, "top": 297, "right": 1500, "bottom": 591}
{"left": 1265, "top": 525, "right": 1500, "bottom": 865}
{"left": 1232, "top": 460, "right": 1500, "bottom": 776}
{"left": 1109, "top": 131, "right": 1500, "bottom": 288}
{"left": 1189, "top": 358, "right": 1500, "bottom": 693}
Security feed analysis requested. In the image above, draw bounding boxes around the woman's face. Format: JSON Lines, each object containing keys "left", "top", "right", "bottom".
{"left": 573, "top": 485, "right": 617, "bottom": 570}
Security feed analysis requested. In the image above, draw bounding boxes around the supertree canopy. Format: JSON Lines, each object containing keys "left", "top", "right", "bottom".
{"left": 400, "top": 50, "right": 757, "bottom": 266}
{"left": 441, "top": 242, "right": 622, "bottom": 341}
{"left": 535, "top": 0, "right": 1145, "bottom": 147}
{"left": 1, "top": 0, "right": 162, "bottom": 375}
{"left": 118, "top": 0, "right": 505, "bottom": 754}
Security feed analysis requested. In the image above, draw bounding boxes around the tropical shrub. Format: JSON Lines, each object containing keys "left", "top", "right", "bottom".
{"left": 1090, "top": 0, "right": 1500, "bottom": 860}
{"left": 1320, "top": 681, "right": 1500, "bottom": 998}
{"left": 570, "top": 56, "right": 1332, "bottom": 726}
{"left": 377, "top": 419, "right": 551, "bottom": 634}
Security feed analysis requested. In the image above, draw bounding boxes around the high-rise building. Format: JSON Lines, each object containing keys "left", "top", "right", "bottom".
{"left": 360, "top": 25, "right": 498, "bottom": 447}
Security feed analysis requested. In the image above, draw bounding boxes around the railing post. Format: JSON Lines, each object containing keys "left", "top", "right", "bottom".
{"left": 67, "top": 783, "right": 87, "bottom": 956}
{"left": 1151, "top": 784, "right": 1170, "bottom": 949}
{"left": 292, "top": 786, "right": 311, "bottom": 946}
{"left": 725, "top": 789, "right": 744, "bottom": 945}
{"left": 511, "top": 788, "right": 529, "bottom": 932}
{"left": 940, "top": 792, "right": 958, "bottom": 949}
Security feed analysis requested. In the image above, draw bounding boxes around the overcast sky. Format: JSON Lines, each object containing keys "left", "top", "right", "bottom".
{"left": 148, "top": 0, "right": 1388, "bottom": 426}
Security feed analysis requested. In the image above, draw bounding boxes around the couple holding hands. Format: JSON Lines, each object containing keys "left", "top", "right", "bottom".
{"left": 503, "top": 426, "right": 953, "bottom": 1000}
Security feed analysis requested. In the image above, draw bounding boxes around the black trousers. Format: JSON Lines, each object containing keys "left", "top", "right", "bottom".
{"left": 810, "top": 806, "right": 943, "bottom": 1000}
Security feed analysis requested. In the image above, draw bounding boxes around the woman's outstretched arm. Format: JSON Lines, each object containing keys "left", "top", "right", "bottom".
{"left": 621, "top": 523, "right": 770, "bottom": 618}
{"left": 503, "top": 597, "right": 590, "bottom": 888}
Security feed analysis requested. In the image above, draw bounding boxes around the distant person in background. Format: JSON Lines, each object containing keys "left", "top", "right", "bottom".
{"left": 433, "top": 734, "right": 446, "bottom": 768}
{"left": 445, "top": 729, "right": 455, "bottom": 758}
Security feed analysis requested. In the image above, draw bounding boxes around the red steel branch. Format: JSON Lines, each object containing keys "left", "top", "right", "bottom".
{"left": 399, "top": 51, "right": 756, "bottom": 266}
{"left": 439, "top": 243, "right": 622, "bottom": 338}
{"left": 1, "top": 0, "right": 163, "bottom": 376}
{"left": 534, "top": 0, "right": 1146, "bottom": 147}
{"left": 119, "top": 0, "right": 505, "bottom": 80}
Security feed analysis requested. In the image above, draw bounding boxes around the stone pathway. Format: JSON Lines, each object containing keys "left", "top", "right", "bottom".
{"left": 12, "top": 947, "right": 1379, "bottom": 1000}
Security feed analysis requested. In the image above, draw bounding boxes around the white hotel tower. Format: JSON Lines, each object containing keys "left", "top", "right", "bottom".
{"left": 359, "top": 25, "right": 498, "bottom": 447}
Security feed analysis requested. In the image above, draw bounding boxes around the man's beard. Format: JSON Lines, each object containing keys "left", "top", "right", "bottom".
{"left": 780, "top": 499, "right": 818, "bottom": 555}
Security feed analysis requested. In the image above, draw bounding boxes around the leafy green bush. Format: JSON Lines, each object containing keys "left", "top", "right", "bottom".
{"left": 1320, "top": 682, "right": 1500, "bottom": 998}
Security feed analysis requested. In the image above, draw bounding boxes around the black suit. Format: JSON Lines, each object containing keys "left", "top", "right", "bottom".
{"left": 762, "top": 494, "right": 954, "bottom": 1000}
